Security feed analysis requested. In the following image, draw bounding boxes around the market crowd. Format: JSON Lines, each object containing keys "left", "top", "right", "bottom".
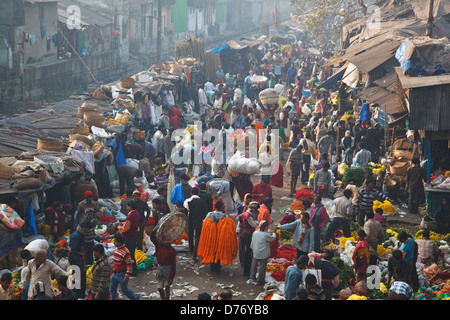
{"left": 2, "top": 32, "right": 450, "bottom": 302}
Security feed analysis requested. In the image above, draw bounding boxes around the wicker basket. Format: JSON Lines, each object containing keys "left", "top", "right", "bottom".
{"left": 69, "top": 134, "right": 95, "bottom": 148}
{"left": 70, "top": 126, "right": 90, "bottom": 135}
{"left": 389, "top": 160, "right": 411, "bottom": 175}
{"left": 77, "top": 102, "right": 100, "bottom": 118}
{"left": 120, "top": 77, "right": 136, "bottom": 89}
{"left": 393, "top": 149, "right": 413, "bottom": 160}
{"left": 83, "top": 111, "right": 105, "bottom": 128}
{"left": 37, "top": 137, "right": 63, "bottom": 152}
{"left": 0, "top": 163, "right": 15, "bottom": 180}
{"left": 392, "top": 138, "right": 412, "bottom": 150}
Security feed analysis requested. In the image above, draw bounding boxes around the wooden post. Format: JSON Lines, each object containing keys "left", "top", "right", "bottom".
{"left": 426, "top": 0, "right": 435, "bottom": 37}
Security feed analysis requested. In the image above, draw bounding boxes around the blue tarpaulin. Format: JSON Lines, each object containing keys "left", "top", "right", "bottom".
{"left": 211, "top": 44, "right": 231, "bottom": 54}
{"left": 317, "top": 69, "right": 346, "bottom": 90}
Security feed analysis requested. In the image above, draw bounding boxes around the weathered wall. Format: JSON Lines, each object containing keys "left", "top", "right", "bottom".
{"left": 0, "top": 49, "right": 140, "bottom": 102}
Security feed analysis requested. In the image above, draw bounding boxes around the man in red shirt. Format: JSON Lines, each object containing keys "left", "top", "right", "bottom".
{"left": 252, "top": 176, "right": 273, "bottom": 205}
{"left": 117, "top": 200, "right": 141, "bottom": 277}
{"left": 110, "top": 233, "right": 139, "bottom": 300}
{"left": 150, "top": 229, "right": 176, "bottom": 300}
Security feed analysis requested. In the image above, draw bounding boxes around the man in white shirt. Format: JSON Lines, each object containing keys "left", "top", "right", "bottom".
{"left": 274, "top": 79, "right": 285, "bottom": 96}
{"left": 321, "top": 189, "right": 353, "bottom": 245}
{"left": 233, "top": 83, "right": 243, "bottom": 105}
{"left": 204, "top": 80, "right": 214, "bottom": 92}
{"left": 249, "top": 220, "right": 276, "bottom": 285}
{"left": 198, "top": 84, "right": 208, "bottom": 114}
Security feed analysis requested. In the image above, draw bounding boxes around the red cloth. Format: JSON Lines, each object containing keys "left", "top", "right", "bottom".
{"left": 270, "top": 162, "right": 284, "bottom": 188}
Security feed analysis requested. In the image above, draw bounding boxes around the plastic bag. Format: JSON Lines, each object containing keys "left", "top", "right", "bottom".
{"left": 170, "top": 183, "right": 185, "bottom": 205}
{"left": 0, "top": 204, "right": 25, "bottom": 230}
{"left": 437, "top": 177, "right": 450, "bottom": 190}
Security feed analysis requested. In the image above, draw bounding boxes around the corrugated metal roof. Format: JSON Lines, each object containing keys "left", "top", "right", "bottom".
{"left": 347, "top": 37, "right": 403, "bottom": 74}
{"left": 395, "top": 67, "right": 450, "bottom": 89}
{"left": 410, "top": 0, "right": 450, "bottom": 20}
{"left": 356, "top": 85, "right": 407, "bottom": 115}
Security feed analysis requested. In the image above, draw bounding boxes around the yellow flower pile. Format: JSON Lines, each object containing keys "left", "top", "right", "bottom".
{"left": 340, "top": 237, "right": 356, "bottom": 247}
{"left": 86, "top": 265, "right": 94, "bottom": 288}
{"left": 377, "top": 245, "right": 391, "bottom": 257}
{"left": 386, "top": 228, "right": 398, "bottom": 239}
{"left": 135, "top": 250, "right": 148, "bottom": 265}
{"left": 372, "top": 166, "right": 386, "bottom": 175}
{"left": 41, "top": 224, "right": 51, "bottom": 238}
{"left": 373, "top": 200, "right": 397, "bottom": 214}
{"left": 415, "top": 229, "right": 448, "bottom": 242}
{"left": 347, "top": 294, "right": 368, "bottom": 300}
{"left": 379, "top": 282, "right": 388, "bottom": 294}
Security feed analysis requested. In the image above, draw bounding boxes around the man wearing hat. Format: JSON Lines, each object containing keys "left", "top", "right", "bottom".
{"left": 74, "top": 190, "right": 98, "bottom": 229}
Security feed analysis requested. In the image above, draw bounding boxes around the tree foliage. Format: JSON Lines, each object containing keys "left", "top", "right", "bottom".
{"left": 290, "top": 0, "right": 346, "bottom": 37}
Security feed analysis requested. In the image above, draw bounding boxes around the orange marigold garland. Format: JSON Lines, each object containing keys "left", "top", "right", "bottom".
{"left": 197, "top": 217, "right": 217, "bottom": 264}
{"left": 197, "top": 217, "right": 237, "bottom": 266}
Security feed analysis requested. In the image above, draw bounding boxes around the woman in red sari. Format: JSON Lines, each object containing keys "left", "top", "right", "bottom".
{"left": 352, "top": 229, "right": 370, "bottom": 274}
{"left": 270, "top": 161, "right": 284, "bottom": 188}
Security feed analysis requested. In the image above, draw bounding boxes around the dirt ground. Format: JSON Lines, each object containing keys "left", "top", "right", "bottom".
{"left": 127, "top": 149, "right": 424, "bottom": 301}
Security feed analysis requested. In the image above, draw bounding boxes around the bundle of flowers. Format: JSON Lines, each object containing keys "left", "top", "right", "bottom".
{"left": 373, "top": 200, "right": 397, "bottom": 214}
{"left": 171, "top": 232, "right": 188, "bottom": 245}
{"left": 275, "top": 245, "right": 297, "bottom": 261}
{"left": 289, "top": 200, "right": 304, "bottom": 212}
{"left": 377, "top": 245, "right": 391, "bottom": 257}
{"left": 347, "top": 294, "right": 368, "bottom": 300}
{"left": 269, "top": 232, "right": 280, "bottom": 258}
{"left": 415, "top": 229, "right": 450, "bottom": 243}
{"left": 294, "top": 189, "right": 314, "bottom": 201}
{"left": 417, "top": 285, "right": 450, "bottom": 300}
{"left": 277, "top": 229, "right": 293, "bottom": 242}
{"left": 267, "top": 259, "right": 294, "bottom": 282}
{"left": 339, "top": 237, "right": 356, "bottom": 247}
{"left": 8, "top": 281, "right": 24, "bottom": 300}
{"left": 197, "top": 217, "right": 237, "bottom": 266}
{"left": 99, "top": 214, "right": 116, "bottom": 224}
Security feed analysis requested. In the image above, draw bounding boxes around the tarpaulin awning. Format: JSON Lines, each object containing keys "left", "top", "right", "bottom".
{"left": 211, "top": 43, "right": 231, "bottom": 54}
{"left": 317, "top": 68, "right": 346, "bottom": 90}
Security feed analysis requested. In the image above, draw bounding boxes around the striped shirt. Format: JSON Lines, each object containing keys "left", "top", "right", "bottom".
{"left": 113, "top": 244, "right": 133, "bottom": 276}
{"left": 90, "top": 255, "right": 111, "bottom": 296}
{"left": 355, "top": 149, "right": 372, "bottom": 167}
{"left": 356, "top": 187, "right": 390, "bottom": 211}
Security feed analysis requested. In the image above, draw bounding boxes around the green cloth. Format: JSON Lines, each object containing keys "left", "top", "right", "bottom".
{"left": 279, "top": 126, "right": 286, "bottom": 142}
{"left": 40, "top": 18, "right": 46, "bottom": 39}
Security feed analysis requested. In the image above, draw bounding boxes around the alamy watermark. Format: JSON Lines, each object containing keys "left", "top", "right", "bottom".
{"left": 169, "top": 121, "right": 281, "bottom": 175}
